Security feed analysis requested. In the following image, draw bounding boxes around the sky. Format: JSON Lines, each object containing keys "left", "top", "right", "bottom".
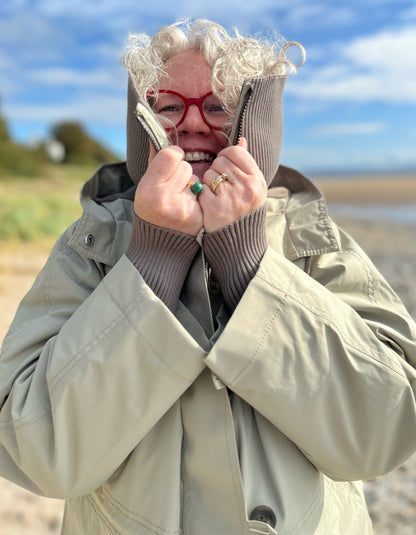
{"left": 1, "top": 0, "right": 416, "bottom": 176}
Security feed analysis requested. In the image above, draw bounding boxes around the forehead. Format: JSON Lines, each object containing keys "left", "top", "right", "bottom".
{"left": 160, "top": 50, "right": 213, "bottom": 94}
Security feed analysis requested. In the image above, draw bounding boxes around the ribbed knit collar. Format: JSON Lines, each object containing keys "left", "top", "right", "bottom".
{"left": 125, "top": 75, "right": 287, "bottom": 187}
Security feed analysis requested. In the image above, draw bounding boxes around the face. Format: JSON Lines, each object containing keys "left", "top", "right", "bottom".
{"left": 156, "top": 50, "right": 229, "bottom": 179}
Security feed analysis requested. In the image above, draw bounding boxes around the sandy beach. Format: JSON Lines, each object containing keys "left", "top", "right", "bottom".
{"left": 0, "top": 175, "right": 415, "bottom": 534}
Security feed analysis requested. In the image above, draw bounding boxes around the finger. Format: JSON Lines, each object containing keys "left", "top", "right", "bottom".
{"left": 215, "top": 144, "right": 258, "bottom": 176}
{"left": 184, "top": 173, "right": 205, "bottom": 195}
{"left": 204, "top": 161, "right": 237, "bottom": 185}
{"left": 200, "top": 173, "right": 230, "bottom": 197}
{"left": 198, "top": 181, "right": 215, "bottom": 201}
{"left": 146, "top": 146, "right": 185, "bottom": 184}
{"left": 204, "top": 171, "right": 234, "bottom": 201}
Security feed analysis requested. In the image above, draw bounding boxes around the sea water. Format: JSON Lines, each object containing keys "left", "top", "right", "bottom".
{"left": 327, "top": 204, "right": 416, "bottom": 226}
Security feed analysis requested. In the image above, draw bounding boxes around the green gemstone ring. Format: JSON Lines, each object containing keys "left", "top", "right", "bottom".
{"left": 190, "top": 181, "right": 203, "bottom": 195}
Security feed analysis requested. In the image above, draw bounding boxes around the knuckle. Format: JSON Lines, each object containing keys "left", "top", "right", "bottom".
{"left": 160, "top": 146, "right": 184, "bottom": 165}
{"left": 179, "top": 160, "right": 192, "bottom": 175}
{"left": 243, "top": 180, "right": 265, "bottom": 204}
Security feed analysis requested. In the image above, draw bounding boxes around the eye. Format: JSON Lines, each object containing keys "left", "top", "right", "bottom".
{"left": 206, "top": 103, "right": 225, "bottom": 113}
{"left": 204, "top": 96, "right": 227, "bottom": 115}
{"left": 158, "top": 104, "right": 182, "bottom": 114}
{"left": 154, "top": 94, "right": 184, "bottom": 116}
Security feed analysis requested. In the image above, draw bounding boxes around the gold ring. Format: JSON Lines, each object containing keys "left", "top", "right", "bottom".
{"left": 210, "top": 173, "right": 228, "bottom": 193}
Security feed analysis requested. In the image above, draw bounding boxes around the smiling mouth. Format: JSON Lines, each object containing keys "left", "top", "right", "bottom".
{"left": 184, "top": 151, "right": 215, "bottom": 163}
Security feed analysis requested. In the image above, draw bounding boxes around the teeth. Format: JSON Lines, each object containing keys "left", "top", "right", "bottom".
{"left": 185, "top": 151, "right": 214, "bottom": 162}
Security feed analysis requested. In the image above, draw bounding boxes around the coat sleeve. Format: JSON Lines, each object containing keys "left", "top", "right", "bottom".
{"left": 204, "top": 229, "right": 416, "bottom": 482}
{"left": 0, "top": 231, "right": 205, "bottom": 498}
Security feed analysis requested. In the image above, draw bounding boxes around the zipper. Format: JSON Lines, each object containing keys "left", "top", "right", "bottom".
{"left": 135, "top": 101, "right": 170, "bottom": 153}
{"left": 197, "top": 228, "right": 214, "bottom": 301}
{"left": 229, "top": 81, "right": 253, "bottom": 146}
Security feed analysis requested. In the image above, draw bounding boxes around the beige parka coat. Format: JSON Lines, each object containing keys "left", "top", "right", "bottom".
{"left": 1, "top": 74, "right": 416, "bottom": 534}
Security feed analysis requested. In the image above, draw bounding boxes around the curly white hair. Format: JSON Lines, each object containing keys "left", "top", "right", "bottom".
{"left": 123, "top": 19, "right": 304, "bottom": 116}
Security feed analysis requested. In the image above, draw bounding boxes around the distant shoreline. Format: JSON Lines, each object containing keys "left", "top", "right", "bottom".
{"left": 311, "top": 171, "right": 416, "bottom": 181}
{"left": 315, "top": 174, "right": 416, "bottom": 204}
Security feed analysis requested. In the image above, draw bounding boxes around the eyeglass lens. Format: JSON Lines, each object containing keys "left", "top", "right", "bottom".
{"left": 153, "top": 92, "right": 228, "bottom": 129}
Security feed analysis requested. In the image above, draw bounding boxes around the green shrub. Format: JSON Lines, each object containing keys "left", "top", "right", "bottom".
{"left": 0, "top": 110, "right": 49, "bottom": 176}
{"left": 0, "top": 141, "right": 48, "bottom": 176}
{"left": 0, "top": 114, "right": 10, "bottom": 142}
{"left": 52, "top": 122, "right": 118, "bottom": 165}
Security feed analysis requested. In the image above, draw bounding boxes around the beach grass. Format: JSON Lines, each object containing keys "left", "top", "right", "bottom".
{"left": 0, "top": 164, "right": 94, "bottom": 246}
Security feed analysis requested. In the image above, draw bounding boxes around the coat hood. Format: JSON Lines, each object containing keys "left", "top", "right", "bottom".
{"left": 126, "top": 75, "right": 287, "bottom": 187}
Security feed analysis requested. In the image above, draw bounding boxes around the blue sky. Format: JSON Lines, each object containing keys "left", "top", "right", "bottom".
{"left": 1, "top": 0, "right": 416, "bottom": 175}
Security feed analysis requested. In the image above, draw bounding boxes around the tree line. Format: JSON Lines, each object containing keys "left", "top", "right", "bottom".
{"left": 0, "top": 103, "right": 119, "bottom": 176}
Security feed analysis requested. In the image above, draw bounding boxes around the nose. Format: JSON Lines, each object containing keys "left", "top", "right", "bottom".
{"left": 178, "top": 103, "right": 211, "bottom": 134}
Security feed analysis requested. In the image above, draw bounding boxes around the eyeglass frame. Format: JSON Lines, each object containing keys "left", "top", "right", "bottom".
{"left": 148, "top": 90, "right": 228, "bottom": 130}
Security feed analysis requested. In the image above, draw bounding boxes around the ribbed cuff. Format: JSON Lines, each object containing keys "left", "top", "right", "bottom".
{"left": 126, "top": 214, "right": 200, "bottom": 311}
{"left": 203, "top": 205, "right": 267, "bottom": 312}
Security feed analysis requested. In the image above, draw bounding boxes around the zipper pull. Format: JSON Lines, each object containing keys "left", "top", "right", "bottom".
{"left": 135, "top": 101, "right": 170, "bottom": 153}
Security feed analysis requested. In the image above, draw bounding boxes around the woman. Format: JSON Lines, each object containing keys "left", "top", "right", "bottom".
{"left": 1, "top": 19, "right": 416, "bottom": 535}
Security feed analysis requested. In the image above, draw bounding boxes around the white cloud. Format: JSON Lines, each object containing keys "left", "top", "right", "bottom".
{"left": 33, "top": 0, "right": 293, "bottom": 17}
{"left": 309, "top": 121, "right": 386, "bottom": 137}
{"left": 0, "top": 13, "right": 74, "bottom": 65}
{"left": 11, "top": 0, "right": 267, "bottom": 23}
{"left": 389, "top": 146, "right": 416, "bottom": 166}
{"left": 288, "top": 24, "right": 416, "bottom": 104}
{"left": 5, "top": 94, "right": 126, "bottom": 125}
{"left": 0, "top": 0, "right": 360, "bottom": 37}
{"left": 282, "top": 142, "right": 416, "bottom": 173}
{"left": 29, "top": 67, "right": 126, "bottom": 90}
{"left": 343, "top": 25, "right": 416, "bottom": 72}
{"left": 283, "top": 3, "right": 357, "bottom": 29}
{"left": 400, "top": 4, "right": 416, "bottom": 20}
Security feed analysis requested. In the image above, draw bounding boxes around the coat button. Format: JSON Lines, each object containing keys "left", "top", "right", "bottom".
{"left": 250, "top": 505, "right": 277, "bottom": 528}
{"left": 84, "top": 233, "right": 95, "bottom": 246}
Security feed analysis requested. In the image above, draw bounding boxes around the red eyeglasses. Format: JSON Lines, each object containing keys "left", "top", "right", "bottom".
{"left": 149, "top": 90, "right": 229, "bottom": 130}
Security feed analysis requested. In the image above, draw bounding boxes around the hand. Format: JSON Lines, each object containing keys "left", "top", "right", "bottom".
{"left": 199, "top": 138, "right": 267, "bottom": 233}
{"left": 134, "top": 145, "right": 203, "bottom": 236}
